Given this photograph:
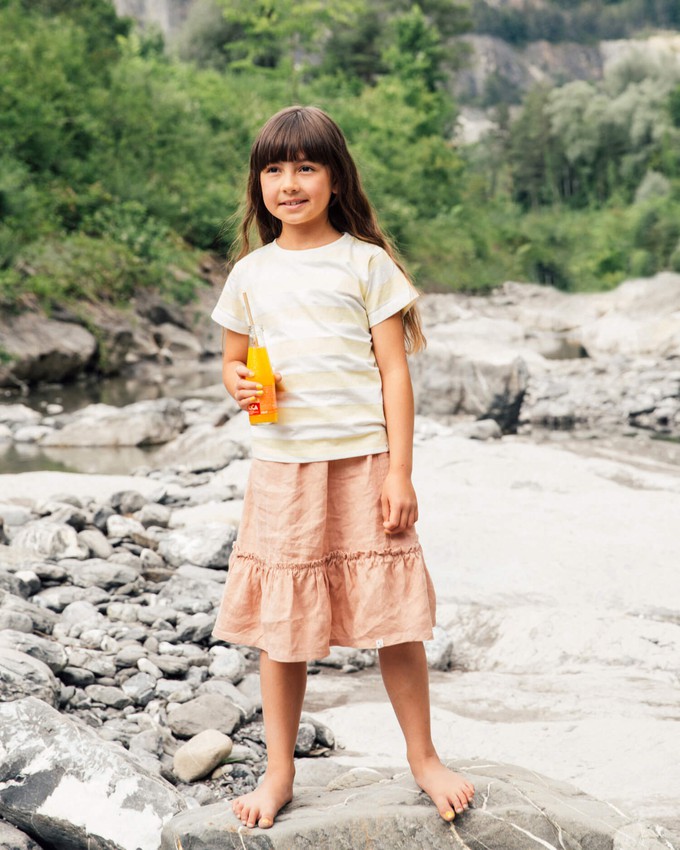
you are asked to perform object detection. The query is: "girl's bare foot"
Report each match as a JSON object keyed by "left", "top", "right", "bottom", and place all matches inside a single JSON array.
[
  {"left": 231, "top": 767, "right": 295, "bottom": 829},
  {"left": 410, "top": 755, "right": 475, "bottom": 822}
]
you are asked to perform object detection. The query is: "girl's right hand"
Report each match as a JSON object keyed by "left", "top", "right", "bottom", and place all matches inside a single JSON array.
[{"left": 233, "top": 363, "right": 282, "bottom": 412}]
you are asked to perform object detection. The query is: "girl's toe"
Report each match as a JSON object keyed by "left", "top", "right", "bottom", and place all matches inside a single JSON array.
[
  {"left": 258, "top": 815, "right": 274, "bottom": 829},
  {"left": 434, "top": 795, "right": 455, "bottom": 822}
]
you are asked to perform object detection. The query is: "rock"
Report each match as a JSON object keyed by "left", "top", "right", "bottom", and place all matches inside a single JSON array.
[
  {"left": 167, "top": 694, "right": 243, "bottom": 739},
  {"left": 110, "top": 489, "right": 148, "bottom": 514},
  {"left": 424, "top": 625, "right": 454, "bottom": 671},
  {"left": 0, "top": 315, "right": 96, "bottom": 388},
  {"left": 0, "top": 502, "right": 34, "bottom": 525},
  {"left": 197, "top": 680, "right": 253, "bottom": 720},
  {"left": 106, "top": 514, "right": 146, "bottom": 539},
  {"left": 175, "top": 612, "right": 215, "bottom": 643},
  {"left": 155, "top": 679, "right": 194, "bottom": 703},
  {"left": 0, "top": 589, "right": 59, "bottom": 633},
  {"left": 0, "top": 821, "right": 44, "bottom": 850},
  {"left": 121, "top": 672, "right": 157, "bottom": 706},
  {"left": 154, "top": 323, "right": 204, "bottom": 360},
  {"left": 149, "top": 653, "right": 190, "bottom": 677},
  {"left": 409, "top": 333, "right": 529, "bottom": 433},
  {"left": 157, "top": 523, "right": 237, "bottom": 568},
  {"left": 300, "top": 713, "right": 335, "bottom": 749},
  {"left": 0, "top": 404, "right": 42, "bottom": 426},
  {"left": 0, "top": 608, "right": 33, "bottom": 631},
  {"left": 154, "top": 423, "right": 245, "bottom": 473},
  {"left": 0, "top": 630, "right": 67, "bottom": 673},
  {"left": 160, "top": 759, "right": 669, "bottom": 850},
  {"left": 294, "top": 722, "right": 316, "bottom": 756},
  {"left": 85, "top": 684, "right": 134, "bottom": 709},
  {"left": 134, "top": 502, "right": 171, "bottom": 528},
  {"left": 314, "top": 647, "right": 376, "bottom": 670},
  {"left": 0, "top": 647, "right": 60, "bottom": 706},
  {"left": 62, "top": 558, "right": 140, "bottom": 589},
  {"left": 12, "top": 425, "right": 53, "bottom": 443},
  {"left": 42, "top": 399, "right": 185, "bottom": 447},
  {"left": 10, "top": 520, "right": 88, "bottom": 560},
  {"left": 0, "top": 696, "right": 186, "bottom": 850},
  {"left": 173, "top": 729, "right": 233, "bottom": 782},
  {"left": 77, "top": 527, "right": 114, "bottom": 559},
  {"left": 207, "top": 647, "right": 246, "bottom": 683}
]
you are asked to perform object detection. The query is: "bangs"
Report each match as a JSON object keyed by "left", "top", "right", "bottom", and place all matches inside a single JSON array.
[{"left": 251, "top": 108, "right": 339, "bottom": 172}]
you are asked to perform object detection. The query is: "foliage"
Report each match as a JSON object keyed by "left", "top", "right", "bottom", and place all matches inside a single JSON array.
[{"left": 2, "top": 0, "right": 680, "bottom": 315}]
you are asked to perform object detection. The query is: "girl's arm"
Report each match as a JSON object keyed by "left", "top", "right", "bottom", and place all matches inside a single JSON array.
[{"left": 371, "top": 313, "right": 418, "bottom": 535}]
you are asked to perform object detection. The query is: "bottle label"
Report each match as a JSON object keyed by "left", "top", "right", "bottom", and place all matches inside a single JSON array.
[{"left": 248, "top": 385, "right": 276, "bottom": 417}]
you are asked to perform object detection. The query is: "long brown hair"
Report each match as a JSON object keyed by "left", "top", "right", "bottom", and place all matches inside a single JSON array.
[{"left": 232, "top": 105, "right": 426, "bottom": 353}]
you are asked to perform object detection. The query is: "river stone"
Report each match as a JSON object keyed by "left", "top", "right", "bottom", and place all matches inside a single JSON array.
[
  {"left": 0, "top": 589, "right": 59, "bottom": 633},
  {"left": 157, "top": 523, "right": 237, "bottom": 568},
  {"left": 0, "top": 696, "right": 186, "bottom": 850},
  {"left": 85, "top": 684, "right": 133, "bottom": 709},
  {"left": 107, "top": 514, "right": 146, "bottom": 539},
  {"left": 0, "top": 503, "right": 34, "bottom": 525},
  {"left": 173, "top": 729, "right": 233, "bottom": 782},
  {"left": 78, "top": 527, "right": 114, "bottom": 559},
  {"left": 0, "top": 404, "right": 42, "bottom": 426},
  {"left": 327, "top": 767, "right": 386, "bottom": 791},
  {"left": 0, "top": 647, "right": 60, "bottom": 706},
  {"left": 121, "top": 672, "right": 157, "bottom": 706},
  {"left": 294, "top": 722, "right": 316, "bottom": 756},
  {"left": 161, "top": 759, "right": 669, "bottom": 850},
  {"left": 110, "top": 489, "right": 148, "bottom": 514},
  {"left": 10, "top": 520, "right": 87, "bottom": 560},
  {"left": 62, "top": 558, "right": 140, "bottom": 590},
  {"left": 167, "top": 694, "right": 242, "bottom": 739},
  {"left": 0, "top": 608, "right": 33, "bottom": 631},
  {"left": 154, "top": 423, "right": 245, "bottom": 473},
  {"left": 42, "top": 398, "right": 185, "bottom": 447},
  {"left": 175, "top": 612, "right": 214, "bottom": 643},
  {"left": 0, "top": 630, "right": 67, "bottom": 673},
  {"left": 0, "top": 821, "right": 44, "bottom": 850},
  {"left": 208, "top": 647, "right": 246, "bottom": 683},
  {"left": 134, "top": 502, "right": 171, "bottom": 528}
]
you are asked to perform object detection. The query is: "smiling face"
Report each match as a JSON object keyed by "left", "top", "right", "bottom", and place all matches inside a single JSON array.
[{"left": 259, "top": 158, "right": 336, "bottom": 236}]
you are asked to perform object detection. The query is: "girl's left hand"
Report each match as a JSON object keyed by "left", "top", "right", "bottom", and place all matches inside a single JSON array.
[{"left": 381, "top": 471, "right": 418, "bottom": 535}]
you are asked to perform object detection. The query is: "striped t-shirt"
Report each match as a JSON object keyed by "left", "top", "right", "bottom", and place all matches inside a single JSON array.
[{"left": 211, "top": 232, "right": 419, "bottom": 463}]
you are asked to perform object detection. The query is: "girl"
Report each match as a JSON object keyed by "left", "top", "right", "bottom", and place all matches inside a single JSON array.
[{"left": 211, "top": 105, "right": 474, "bottom": 830}]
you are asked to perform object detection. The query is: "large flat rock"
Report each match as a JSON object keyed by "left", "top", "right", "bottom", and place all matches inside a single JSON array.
[{"left": 161, "top": 760, "right": 667, "bottom": 850}]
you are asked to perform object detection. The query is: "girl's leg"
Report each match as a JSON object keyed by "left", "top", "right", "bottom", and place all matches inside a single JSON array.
[
  {"left": 378, "top": 641, "right": 475, "bottom": 821},
  {"left": 231, "top": 650, "right": 307, "bottom": 829}
]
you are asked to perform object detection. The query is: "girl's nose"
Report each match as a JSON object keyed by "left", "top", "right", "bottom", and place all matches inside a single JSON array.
[{"left": 283, "top": 168, "right": 299, "bottom": 191}]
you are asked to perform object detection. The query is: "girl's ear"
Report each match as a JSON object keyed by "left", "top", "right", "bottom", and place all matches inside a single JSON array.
[{"left": 329, "top": 191, "right": 339, "bottom": 207}]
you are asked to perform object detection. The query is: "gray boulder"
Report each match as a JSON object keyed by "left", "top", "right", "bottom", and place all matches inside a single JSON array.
[
  {"left": 0, "top": 589, "right": 59, "bottom": 634},
  {"left": 0, "top": 647, "right": 60, "bottom": 706},
  {"left": 173, "top": 729, "right": 233, "bottom": 782},
  {"left": 409, "top": 332, "right": 529, "bottom": 432},
  {"left": 167, "top": 694, "right": 242, "bottom": 739},
  {"left": 161, "top": 759, "right": 670, "bottom": 850},
  {"left": 10, "top": 520, "right": 88, "bottom": 560},
  {"left": 0, "top": 630, "right": 67, "bottom": 673},
  {"left": 0, "top": 315, "right": 96, "bottom": 387},
  {"left": 0, "top": 696, "right": 186, "bottom": 850},
  {"left": 62, "top": 558, "right": 140, "bottom": 590},
  {"left": 42, "top": 398, "right": 184, "bottom": 447},
  {"left": 154, "top": 423, "right": 245, "bottom": 473},
  {"left": 158, "top": 523, "right": 237, "bottom": 568}
]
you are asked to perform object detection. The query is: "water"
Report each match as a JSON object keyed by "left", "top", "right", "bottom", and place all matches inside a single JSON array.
[{"left": 0, "top": 362, "right": 223, "bottom": 476}]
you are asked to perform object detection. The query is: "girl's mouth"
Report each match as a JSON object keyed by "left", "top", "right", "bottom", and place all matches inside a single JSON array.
[{"left": 281, "top": 200, "right": 307, "bottom": 206}]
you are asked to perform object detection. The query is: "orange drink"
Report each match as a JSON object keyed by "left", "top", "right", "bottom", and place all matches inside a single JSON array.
[{"left": 246, "top": 325, "right": 278, "bottom": 425}]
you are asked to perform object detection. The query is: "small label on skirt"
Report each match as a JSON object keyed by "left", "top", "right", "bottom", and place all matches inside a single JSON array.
[{"left": 375, "top": 639, "right": 384, "bottom": 648}]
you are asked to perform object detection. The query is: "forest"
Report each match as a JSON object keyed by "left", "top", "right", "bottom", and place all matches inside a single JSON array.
[{"left": 1, "top": 0, "right": 680, "bottom": 315}]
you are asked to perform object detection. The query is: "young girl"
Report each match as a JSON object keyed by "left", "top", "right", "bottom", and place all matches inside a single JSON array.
[{"left": 211, "top": 105, "right": 474, "bottom": 830}]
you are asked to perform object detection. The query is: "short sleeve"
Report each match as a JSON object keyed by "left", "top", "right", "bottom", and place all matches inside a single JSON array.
[
  {"left": 363, "top": 250, "right": 419, "bottom": 328},
  {"left": 210, "top": 263, "right": 249, "bottom": 334}
]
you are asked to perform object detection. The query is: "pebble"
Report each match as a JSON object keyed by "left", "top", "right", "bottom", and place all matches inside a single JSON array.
[{"left": 173, "top": 729, "right": 233, "bottom": 782}]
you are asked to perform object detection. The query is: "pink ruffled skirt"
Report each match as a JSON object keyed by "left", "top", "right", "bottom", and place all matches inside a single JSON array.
[{"left": 212, "top": 452, "right": 436, "bottom": 662}]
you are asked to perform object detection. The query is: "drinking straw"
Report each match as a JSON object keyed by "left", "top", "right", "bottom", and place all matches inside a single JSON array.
[{"left": 242, "top": 292, "right": 259, "bottom": 346}]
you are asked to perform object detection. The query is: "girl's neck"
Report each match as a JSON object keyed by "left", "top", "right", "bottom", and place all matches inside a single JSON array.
[{"left": 275, "top": 221, "right": 342, "bottom": 251}]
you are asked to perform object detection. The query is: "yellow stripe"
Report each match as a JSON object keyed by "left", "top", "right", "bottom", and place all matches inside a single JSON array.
[
  {"left": 276, "top": 403, "right": 384, "bottom": 426},
  {"left": 272, "top": 336, "right": 372, "bottom": 359},
  {"left": 283, "top": 370, "right": 380, "bottom": 391}
]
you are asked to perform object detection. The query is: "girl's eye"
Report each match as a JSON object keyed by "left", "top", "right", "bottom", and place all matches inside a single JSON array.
[
  {"left": 263, "top": 165, "right": 279, "bottom": 174},
  {"left": 299, "top": 165, "right": 314, "bottom": 172}
]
